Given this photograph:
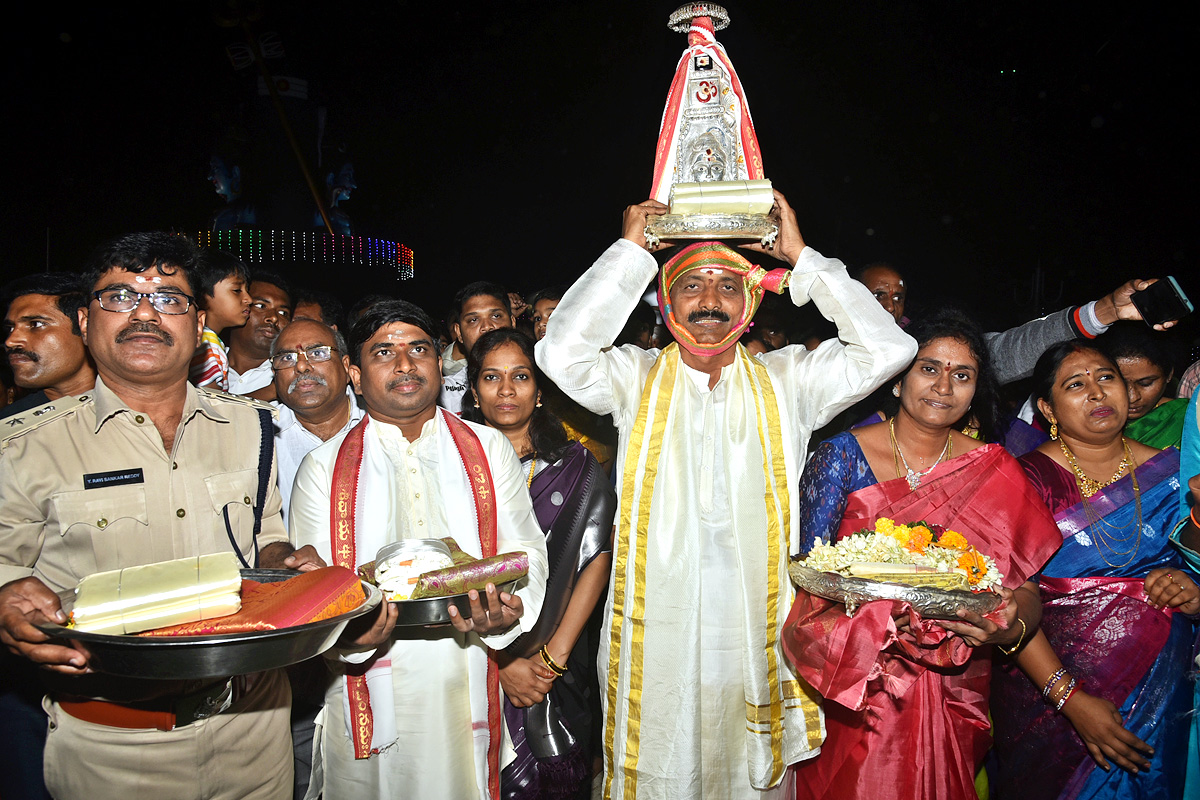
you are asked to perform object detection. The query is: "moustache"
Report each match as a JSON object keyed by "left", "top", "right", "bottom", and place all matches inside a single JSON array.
[
  {"left": 687, "top": 309, "right": 731, "bottom": 323},
  {"left": 116, "top": 322, "right": 174, "bottom": 346},
  {"left": 287, "top": 373, "right": 328, "bottom": 394},
  {"left": 6, "top": 347, "right": 38, "bottom": 362},
  {"left": 386, "top": 375, "right": 426, "bottom": 391}
]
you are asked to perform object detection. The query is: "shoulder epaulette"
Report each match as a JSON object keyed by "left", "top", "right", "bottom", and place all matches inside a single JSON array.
[
  {"left": 0, "top": 393, "right": 92, "bottom": 451},
  {"left": 197, "top": 386, "right": 279, "bottom": 417}
]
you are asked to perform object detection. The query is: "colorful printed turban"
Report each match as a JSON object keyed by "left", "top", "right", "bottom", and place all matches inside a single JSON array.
[{"left": 657, "top": 241, "right": 791, "bottom": 357}]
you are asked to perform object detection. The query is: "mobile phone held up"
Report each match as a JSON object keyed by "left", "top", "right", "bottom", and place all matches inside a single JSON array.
[{"left": 1129, "top": 277, "right": 1193, "bottom": 327}]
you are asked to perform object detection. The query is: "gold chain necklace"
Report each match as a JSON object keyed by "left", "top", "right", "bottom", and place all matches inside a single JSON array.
[
  {"left": 1060, "top": 437, "right": 1142, "bottom": 569},
  {"left": 889, "top": 417, "right": 952, "bottom": 491},
  {"left": 1058, "top": 436, "right": 1130, "bottom": 498},
  {"left": 526, "top": 456, "right": 537, "bottom": 488}
]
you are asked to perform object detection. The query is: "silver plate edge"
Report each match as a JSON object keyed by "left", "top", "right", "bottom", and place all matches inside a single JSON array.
[
  {"left": 644, "top": 213, "right": 779, "bottom": 247},
  {"left": 788, "top": 562, "right": 1001, "bottom": 620}
]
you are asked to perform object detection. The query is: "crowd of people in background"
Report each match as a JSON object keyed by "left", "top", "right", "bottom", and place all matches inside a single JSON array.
[{"left": 1, "top": 198, "right": 1198, "bottom": 800}]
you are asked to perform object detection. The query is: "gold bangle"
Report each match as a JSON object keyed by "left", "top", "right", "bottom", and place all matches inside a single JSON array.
[
  {"left": 539, "top": 645, "right": 567, "bottom": 676},
  {"left": 997, "top": 617, "right": 1027, "bottom": 656}
]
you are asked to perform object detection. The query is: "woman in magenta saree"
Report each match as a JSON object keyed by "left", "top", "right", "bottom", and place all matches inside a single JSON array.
[
  {"left": 784, "top": 311, "right": 1062, "bottom": 799},
  {"left": 990, "top": 342, "right": 1200, "bottom": 800}
]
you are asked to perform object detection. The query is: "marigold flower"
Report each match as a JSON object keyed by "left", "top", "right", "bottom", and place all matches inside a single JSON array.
[
  {"left": 957, "top": 547, "right": 987, "bottom": 586},
  {"left": 897, "top": 525, "right": 929, "bottom": 554},
  {"left": 937, "top": 530, "right": 970, "bottom": 551}
]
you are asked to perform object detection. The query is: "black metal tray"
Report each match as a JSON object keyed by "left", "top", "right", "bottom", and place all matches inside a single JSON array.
[
  {"left": 392, "top": 580, "right": 519, "bottom": 626},
  {"left": 36, "top": 569, "right": 381, "bottom": 679}
]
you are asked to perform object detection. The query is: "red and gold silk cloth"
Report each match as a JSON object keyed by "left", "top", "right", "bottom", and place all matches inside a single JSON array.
[
  {"left": 650, "top": 11, "right": 765, "bottom": 203},
  {"left": 329, "top": 411, "right": 504, "bottom": 800},
  {"left": 142, "top": 566, "right": 365, "bottom": 636},
  {"left": 658, "top": 241, "right": 791, "bottom": 356},
  {"left": 783, "top": 443, "right": 1061, "bottom": 800}
]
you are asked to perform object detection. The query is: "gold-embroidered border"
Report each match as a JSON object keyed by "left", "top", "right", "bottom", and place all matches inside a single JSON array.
[
  {"left": 605, "top": 347, "right": 676, "bottom": 800},
  {"left": 743, "top": 349, "right": 787, "bottom": 782},
  {"left": 330, "top": 419, "right": 374, "bottom": 759}
]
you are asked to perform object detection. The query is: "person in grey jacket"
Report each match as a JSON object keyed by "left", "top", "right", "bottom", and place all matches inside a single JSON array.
[{"left": 853, "top": 263, "right": 1174, "bottom": 384}]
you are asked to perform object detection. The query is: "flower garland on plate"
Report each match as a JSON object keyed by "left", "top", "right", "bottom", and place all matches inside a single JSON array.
[{"left": 802, "top": 517, "right": 1003, "bottom": 593}]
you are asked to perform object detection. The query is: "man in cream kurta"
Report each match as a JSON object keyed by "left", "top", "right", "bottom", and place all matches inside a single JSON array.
[
  {"left": 288, "top": 299, "right": 548, "bottom": 800},
  {"left": 536, "top": 195, "right": 917, "bottom": 799}
]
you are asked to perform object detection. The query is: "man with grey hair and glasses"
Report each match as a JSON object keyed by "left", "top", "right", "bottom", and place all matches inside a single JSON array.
[{"left": 269, "top": 318, "right": 364, "bottom": 528}]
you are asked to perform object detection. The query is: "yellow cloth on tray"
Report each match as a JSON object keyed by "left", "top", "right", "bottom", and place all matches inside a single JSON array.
[{"left": 70, "top": 552, "right": 243, "bottom": 635}]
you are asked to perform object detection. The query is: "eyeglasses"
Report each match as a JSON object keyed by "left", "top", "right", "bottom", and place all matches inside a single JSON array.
[
  {"left": 92, "top": 289, "right": 194, "bottom": 315},
  {"left": 270, "top": 345, "right": 338, "bottom": 370}
]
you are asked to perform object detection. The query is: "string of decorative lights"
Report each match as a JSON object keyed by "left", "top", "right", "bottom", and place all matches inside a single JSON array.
[{"left": 196, "top": 230, "right": 414, "bottom": 279}]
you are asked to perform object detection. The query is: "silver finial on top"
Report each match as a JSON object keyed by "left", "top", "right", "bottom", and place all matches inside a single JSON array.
[{"left": 668, "top": 3, "right": 730, "bottom": 33}]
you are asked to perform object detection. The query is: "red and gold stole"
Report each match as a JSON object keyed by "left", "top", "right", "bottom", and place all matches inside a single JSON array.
[{"left": 329, "top": 410, "right": 502, "bottom": 797}]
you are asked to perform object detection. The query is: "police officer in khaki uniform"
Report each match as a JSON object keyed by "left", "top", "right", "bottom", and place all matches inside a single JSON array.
[{"left": 0, "top": 232, "right": 323, "bottom": 800}]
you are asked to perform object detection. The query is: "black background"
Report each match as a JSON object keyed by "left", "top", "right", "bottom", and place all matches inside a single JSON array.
[{"left": 5, "top": 1, "right": 1196, "bottom": 342}]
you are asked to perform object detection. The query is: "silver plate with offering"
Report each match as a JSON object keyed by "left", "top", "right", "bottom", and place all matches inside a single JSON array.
[
  {"left": 644, "top": 212, "right": 779, "bottom": 249},
  {"left": 392, "top": 580, "right": 520, "bottom": 627},
  {"left": 788, "top": 562, "right": 1002, "bottom": 621},
  {"left": 36, "top": 569, "right": 381, "bottom": 680}
]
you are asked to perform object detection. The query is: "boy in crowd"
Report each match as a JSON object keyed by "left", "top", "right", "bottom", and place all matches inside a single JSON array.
[{"left": 189, "top": 249, "right": 252, "bottom": 390}]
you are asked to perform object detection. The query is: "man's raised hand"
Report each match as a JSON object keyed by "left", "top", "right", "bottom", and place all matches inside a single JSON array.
[
  {"left": 740, "top": 189, "right": 806, "bottom": 265},
  {"left": 621, "top": 200, "right": 672, "bottom": 252}
]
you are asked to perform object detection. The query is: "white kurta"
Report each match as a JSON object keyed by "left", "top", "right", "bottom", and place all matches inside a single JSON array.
[
  {"left": 536, "top": 239, "right": 916, "bottom": 799},
  {"left": 290, "top": 412, "right": 549, "bottom": 800}
]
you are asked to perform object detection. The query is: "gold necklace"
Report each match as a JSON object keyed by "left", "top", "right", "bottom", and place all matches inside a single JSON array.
[
  {"left": 1076, "top": 444, "right": 1142, "bottom": 570},
  {"left": 526, "top": 456, "right": 537, "bottom": 488},
  {"left": 889, "top": 417, "right": 952, "bottom": 491},
  {"left": 1058, "top": 436, "right": 1130, "bottom": 498}
]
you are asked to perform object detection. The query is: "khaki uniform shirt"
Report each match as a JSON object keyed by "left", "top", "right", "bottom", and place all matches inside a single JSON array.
[{"left": 0, "top": 377, "right": 287, "bottom": 594}]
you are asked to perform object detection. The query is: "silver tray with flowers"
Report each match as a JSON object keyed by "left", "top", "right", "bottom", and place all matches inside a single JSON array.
[{"left": 789, "top": 518, "right": 1003, "bottom": 620}]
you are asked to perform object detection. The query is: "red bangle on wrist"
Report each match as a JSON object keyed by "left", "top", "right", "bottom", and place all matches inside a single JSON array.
[{"left": 1190, "top": 506, "right": 1200, "bottom": 528}]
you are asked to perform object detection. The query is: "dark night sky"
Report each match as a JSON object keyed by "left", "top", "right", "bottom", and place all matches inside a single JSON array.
[{"left": 5, "top": 1, "right": 1197, "bottom": 339}]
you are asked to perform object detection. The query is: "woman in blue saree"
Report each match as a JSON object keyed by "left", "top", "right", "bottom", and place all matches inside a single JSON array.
[{"left": 991, "top": 342, "right": 1199, "bottom": 800}]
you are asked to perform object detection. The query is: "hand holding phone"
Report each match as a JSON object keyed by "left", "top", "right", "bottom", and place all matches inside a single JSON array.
[{"left": 1129, "top": 277, "right": 1193, "bottom": 327}]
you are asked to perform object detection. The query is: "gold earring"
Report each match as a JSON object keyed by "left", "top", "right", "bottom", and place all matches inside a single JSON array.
[{"left": 1049, "top": 422, "right": 1057, "bottom": 440}]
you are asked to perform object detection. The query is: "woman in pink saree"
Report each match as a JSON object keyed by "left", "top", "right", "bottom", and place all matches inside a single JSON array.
[{"left": 784, "top": 310, "right": 1062, "bottom": 799}]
